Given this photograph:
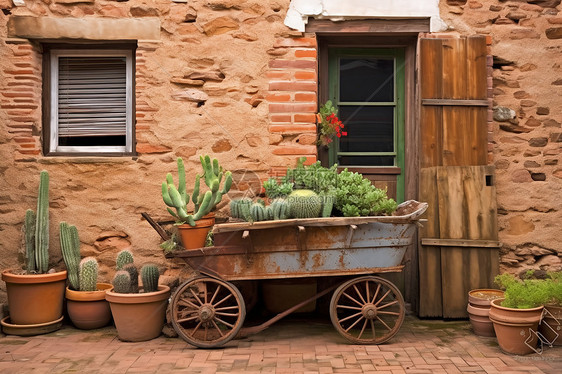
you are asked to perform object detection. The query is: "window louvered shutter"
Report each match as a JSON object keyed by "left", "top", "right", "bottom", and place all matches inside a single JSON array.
[{"left": 57, "top": 56, "right": 127, "bottom": 138}]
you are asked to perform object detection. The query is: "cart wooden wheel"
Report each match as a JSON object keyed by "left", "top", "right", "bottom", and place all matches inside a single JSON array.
[
  {"left": 171, "top": 277, "right": 246, "bottom": 348},
  {"left": 330, "top": 276, "right": 405, "bottom": 344}
]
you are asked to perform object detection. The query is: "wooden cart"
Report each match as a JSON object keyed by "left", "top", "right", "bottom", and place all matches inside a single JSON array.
[{"left": 144, "top": 200, "right": 427, "bottom": 348}]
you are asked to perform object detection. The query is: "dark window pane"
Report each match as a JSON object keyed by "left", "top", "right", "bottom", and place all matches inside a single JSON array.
[
  {"left": 338, "top": 155, "right": 395, "bottom": 167},
  {"left": 59, "top": 135, "right": 126, "bottom": 147},
  {"left": 340, "top": 58, "right": 394, "bottom": 102},
  {"left": 338, "top": 106, "right": 395, "bottom": 153}
]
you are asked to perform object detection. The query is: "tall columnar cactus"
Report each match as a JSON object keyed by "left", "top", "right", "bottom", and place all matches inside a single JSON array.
[
  {"left": 60, "top": 222, "right": 81, "bottom": 290},
  {"left": 141, "top": 264, "right": 160, "bottom": 293},
  {"left": 24, "top": 209, "right": 36, "bottom": 272},
  {"left": 123, "top": 263, "right": 139, "bottom": 293},
  {"left": 112, "top": 271, "right": 132, "bottom": 293},
  {"left": 162, "top": 156, "right": 233, "bottom": 227},
  {"left": 34, "top": 170, "right": 50, "bottom": 273},
  {"left": 116, "top": 249, "right": 134, "bottom": 270},
  {"left": 79, "top": 257, "right": 98, "bottom": 292}
]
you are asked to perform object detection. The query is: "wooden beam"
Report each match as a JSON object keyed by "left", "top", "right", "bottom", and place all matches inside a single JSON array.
[
  {"left": 306, "top": 18, "right": 430, "bottom": 34},
  {"left": 422, "top": 99, "right": 489, "bottom": 107},
  {"left": 421, "top": 238, "right": 501, "bottom": 248}
]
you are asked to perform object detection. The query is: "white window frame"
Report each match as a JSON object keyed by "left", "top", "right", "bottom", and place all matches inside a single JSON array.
[{"left": 49, "top": 49, "right": 134, "bottom": 154}]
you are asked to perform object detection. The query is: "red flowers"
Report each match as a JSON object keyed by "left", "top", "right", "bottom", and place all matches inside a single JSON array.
[{"left": 317, "top": 101, "right": 348, "bottom": 146}]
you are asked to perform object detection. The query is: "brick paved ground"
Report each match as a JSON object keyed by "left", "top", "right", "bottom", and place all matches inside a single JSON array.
[{"left": 0, "top": 314, "right": 560, "bottom": 373}]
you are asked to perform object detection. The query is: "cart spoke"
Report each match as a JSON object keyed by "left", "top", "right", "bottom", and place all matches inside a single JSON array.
[
  {"left": 344, "top": 315, "right": 364, "bottom": 332},
  {"left": 336, "top": 304, "right": 362, "bottom": 311},
  {"left": 376, "top": 316, "right": 392, "bottom": 331},
  {"left": 178, "top": 297, "right": 200, "bottom": 310},
  {"left": 190, "top": 321, "right": 202, "bottom": 337},
  {"left": 343, "top": 292, "right": 364, "bottom": 307},
  {"left": 213, "top": 293, "right": 233, "bottom": 308},
  {"left": 211, "top": 320, "right": 225, "bottom": 337},
  {"left": 366, "top": 281, "right": 370, "bottom": 304},
  {"left": 215, "top": 311, "right": 240, "bottom": 318},
  {"left": 338, "top": 311, "right": 363, "bottom": 324},
  {"left": 353, "top": 284, "right": 367, "bottom": 304},
  {"left": 357, "top": 319, "right": 368, "bottom": 340},
  {"left": 215, "top": 305, "right": 240, "bottom": 311},
  {"left": 374, "top": 289, "right": 392, "bottom": 307},
  {"left": 209, "top": 284, "right": 221, "bottom": 305},
  {"left": 378, "top": 311, "right": 400, "bottom": 316},
  {"left": 214, "top": 317, "right": 235, "bottom": 329},
  {"left": 370, "top": 319, "right": 376, "bottom": 337},
  {"left": 189, "top": 288, "right": 204, "bottom": 306},
  {"left": 176, "top": 315, "right": 199, "bottom": 324},
  {"left": 378, "top": 300, "right": 398, "bottom": 310},
  {"left": 370, "top": 283, "right": 381, "bottom": 304}
]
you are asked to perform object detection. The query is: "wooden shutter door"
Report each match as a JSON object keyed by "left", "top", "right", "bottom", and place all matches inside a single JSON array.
[{"left": 417, "top": 36, "right": 500, "bottom": 318}]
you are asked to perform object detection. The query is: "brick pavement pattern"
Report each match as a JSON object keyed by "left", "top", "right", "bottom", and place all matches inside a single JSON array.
[{"left": 0, "top": 315, "right": 560, "bottom": 373}]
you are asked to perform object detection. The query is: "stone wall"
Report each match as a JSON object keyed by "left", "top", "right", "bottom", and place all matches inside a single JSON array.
[
  {"left": 0, "top": 0, "right": 560, "bottom": 307},
  {"left": 440, "top": 0, "right": 562, "bottom": 276}
]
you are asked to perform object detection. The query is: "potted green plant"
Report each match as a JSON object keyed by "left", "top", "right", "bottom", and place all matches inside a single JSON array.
[
  {"left": 60, "top": 222, "right": 112, "bottom": 330},
  {"left": 1, "top": 170, "right": 67, "bottom": 335},
  {"left": 162, "top": 155, "right": 232, "bottom": 249},
  {"left": 489, "top": 273, "right": 548, "bottom": 355},
  {"left": 538, "top": 272, "right": 562, "bottom": 346},
  {"left": 105, "top": 250, "right": 170, "bottom": 342}
]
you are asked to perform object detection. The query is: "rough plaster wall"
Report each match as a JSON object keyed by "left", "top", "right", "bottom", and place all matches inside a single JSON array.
[
  {"left": 0, "top": 0, "right": 292, "bottom": 306},
  {"left": 439, "top": 0, "right": 562, "bottom": 275}
]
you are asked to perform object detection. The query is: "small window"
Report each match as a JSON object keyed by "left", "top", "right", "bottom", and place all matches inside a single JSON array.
[{"left": 44, "top": 47, "right": 135, "bottom": 155}]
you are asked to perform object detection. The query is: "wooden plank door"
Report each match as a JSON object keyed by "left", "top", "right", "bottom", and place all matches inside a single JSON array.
[{"left": 417, "top": 36, "right": 500, "bottom": 318}]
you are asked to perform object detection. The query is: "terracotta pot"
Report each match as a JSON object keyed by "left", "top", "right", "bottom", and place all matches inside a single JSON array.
[
  {"left": 1, "top": 269, "right": 67, "bottom": 325},
  {"left": 65, "top": 283, "right": 113, "bottom": 330},
  {"left": 105, "top": 285, "right": 171, "bottom": 342},
  {"left": 467, "top": 289, "right": 504, "bottom": 337},
  {"left": 539, "top": 304, "right": 562, "bottom": 346},
  {"left": 489, "top": 298, "right": 544, "bottom": 355},
  {"left": 177, "top": 213, "right": 215, "bottom": 250},
  {"left": 1, "top": 315, "right": 64, "bottom": 336}
]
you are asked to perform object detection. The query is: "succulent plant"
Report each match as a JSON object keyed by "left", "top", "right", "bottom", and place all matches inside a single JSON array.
[
  {"left": 162, "top": 156, "right": 232, "bottom": 226},
  {"left": 287, "top": 189, "right": 322, "bottom": 218},
  {"left": 116, "top": 249, "right": 134, "bottom": 270},
  {"left": 230, "top": 198, "right": 252, "bottom": 221},
  {"left": 250, "top": 202, "right": 267, "bottom": 222},
  {"left": 270, "top": 198, "right": 289, "bottom": 220},
  {"left": 79, "top": 257, "right": 98, "bottom": 292},
  {"left": 24, "top": 209, "right": 36, "bottom": 272},
  {"left": 141, "top": 264, "right": 160, "bottom": 293},
  {"left": 122, "top": 263, "right": 139, "bottom": 293},
  {"left": 112, "top": 270, "right": 132, "bottom": 293},
  {"left": 23, "top": 171, "right": 51, "bottom": 274},
  {"left": 60, "top": 222, "right": 81, "bottom": 290}
]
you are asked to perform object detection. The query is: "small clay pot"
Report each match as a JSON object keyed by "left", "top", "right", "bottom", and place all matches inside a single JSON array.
[
  {"left": 65, "top": 283, "right": 113, "bottom": 330},
  {"left": 177, "top": 213, "right": 215, "bottom": 250},
  {"left": 467, "top": 289, "right": 504, "bottom": 337},
  {"left": 539, "top": 304, "right": 562, "bottom": 346}
]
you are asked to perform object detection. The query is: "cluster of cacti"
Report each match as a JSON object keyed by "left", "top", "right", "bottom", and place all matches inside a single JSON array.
[
  {"left": 287, "top": 189, "right": 323, "bottom": 218},
  {"left": 249, "top": 202, "right": 272, "bottom": 222},
  {"left": 230, "top": 198, "right": 252, "bottom": 221},
  {"left": 23, "top": 170, "right": 50, "bottom": 274},
  {"left": 162, "top": 155, "right": 232, "bottom": 227},
  {"left": 270, "top": 199, "right": 289, "bottom": 220},
  {"left": 60, "top": 222, "right": 81, "bottom": 290},
  {"left": 112, "top": 250, "right": 160, "bottom": 294},
  {"left": 79, "top": 257, "right": 98, "bottom": 292}
]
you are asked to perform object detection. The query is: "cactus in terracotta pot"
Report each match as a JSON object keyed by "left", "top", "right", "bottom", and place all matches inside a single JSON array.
[
  {"left": 141, "top": 264, "right": 160, "bottom": 293},
  {"left": 112, "top": 271, "right": 132, "bottom": 293},
  {"left": 116, "top": 249, "right": 134, "bottom": 270},
  {"left": 60, "top": 222, "right": 81, "bottom": 290},
  {"left": 78, "top": 257, "right": 99, "bottom": 292}
]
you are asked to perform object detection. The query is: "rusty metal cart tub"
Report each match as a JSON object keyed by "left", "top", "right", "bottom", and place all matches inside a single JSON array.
[{"left": 143, "top": 200, "right": 427, "bottom": 348}]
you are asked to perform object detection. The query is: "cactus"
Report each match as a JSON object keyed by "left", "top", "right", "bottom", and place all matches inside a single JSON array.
[
  {"left": 270, "top": 199, "right": 289, "bottom": 220},
  {"left": 321, "top": 195, "right": 334, "bottom": 218},
  {"left": 79, "top": 257, "right": 98, "bottom": 292},
  {"left": 123, "top": 264, "right": 139, "bottom": 293},
  {"left": 230, "top": 198, "right": 252, "bottom": 220},
  {"left": 24, "top": 209, "right": 36, "bottom": 272},
  {"left": 116, "top": 249, "right": 134, "bottom": 270},
  {"left": 112, "top": 270, "right": 132, "bottom": 293},
  {"left": 34, "top": 170, "right": 50, "bottom": 273},
  {"left": 265, "top": 206, "right": 274, "bottom": 220},
  {"left": 287, "top": 189, "right": 322, "bottom": 218},
  {"left": 60, "top": 222, "right": 81, "bottom": 290},
  {"left": 250, "top": 203, "right": 267, "bottom": 222},
  {"left": 141, "top": 264, "right": 160, "bottom": 293},
  {"left": 162, "top": 156, "right": 232, "bottom": 227}
]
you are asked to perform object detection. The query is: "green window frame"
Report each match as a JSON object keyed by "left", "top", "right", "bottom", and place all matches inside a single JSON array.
[{"left": 327, "top": 48, "right": 406, "bottom": 202}]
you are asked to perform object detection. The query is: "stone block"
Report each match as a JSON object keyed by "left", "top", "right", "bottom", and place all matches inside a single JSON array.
[
  {"left": 202, "top": 16, "right": 239, "bottom": 36},
  {"left": 546, "top": 27, "right": 562, "bottom": 39}
]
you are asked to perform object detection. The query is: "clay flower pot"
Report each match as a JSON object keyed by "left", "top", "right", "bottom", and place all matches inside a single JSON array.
[
  {"left": 1, "top": 269, "right": 67, "bottom": 326},
  {"left": 467, "top": 289, "right": 504, "bottom": 337},
  {"left": 489, "top": 298, "right": 544, "bottom": 355},
  {"left": 539, "top": 304, "right": 562, "bottom": 346},
  {"left": 105, "top": 285, "right": 171, "bottom": 342},
  {"left": 65, "top": 283, "right": 113, "bottom": 330},
  {"left": 177, "top": 213, "right": 215, "bottom": 250}
]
